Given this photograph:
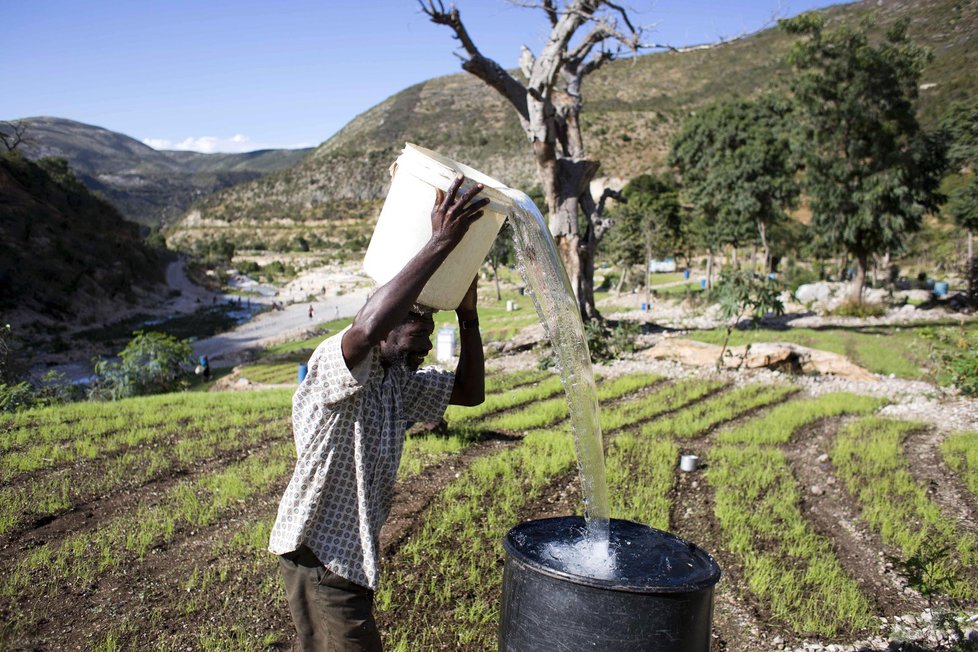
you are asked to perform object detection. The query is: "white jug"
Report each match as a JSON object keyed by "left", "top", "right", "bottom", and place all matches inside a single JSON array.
[{"left": 363, "top": 143, "right": 512, "bottom": 310}]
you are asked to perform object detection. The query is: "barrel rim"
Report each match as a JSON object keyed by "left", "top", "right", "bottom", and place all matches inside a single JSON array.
[{"left": 502, "top": 516, "right": 722, "bottom": 594}]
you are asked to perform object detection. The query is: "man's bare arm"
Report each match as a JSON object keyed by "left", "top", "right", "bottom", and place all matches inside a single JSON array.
[
  {"left": 450, "top": 278, "right": 484, "bottom": 406},
  {"left": 341, "top": 174, "right": 489, "bottom": 369}
]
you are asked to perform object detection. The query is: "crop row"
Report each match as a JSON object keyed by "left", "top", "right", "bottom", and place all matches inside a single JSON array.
[
  {"left": 941, "top": 431, "right": 978, "bottom": 497},
  {"left": 0, "top": 390, "right": 290, "bottom": 479},
  {"left": 376, "top": 378, "right": 782, "bottom": 648},
  {"left": 704, "top": 387, "right": 883, "bottom": 636},
  {"left": 832, "top": 418, "right": 978, "bottom": 600}
]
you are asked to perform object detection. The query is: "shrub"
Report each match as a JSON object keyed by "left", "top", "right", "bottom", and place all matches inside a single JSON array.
[
  {"left": 89, "top": 331, "right": 193, "bottom": 400},
  {"left": 827, "top": 301, "right": 887, "bottom": 318},
  {"left": 713, "top": 270, "right": 784, "bottom": 370},
  {"left": 0, "top": 382, "right": 36, "bottom": 413},
  {"left": 924, "top": 326, "right": 978, "bottom": 396}
]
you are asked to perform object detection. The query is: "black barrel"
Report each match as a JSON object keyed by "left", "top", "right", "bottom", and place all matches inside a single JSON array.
[{"left": 499, "top": 516, "right": 720, "bottom": 651}]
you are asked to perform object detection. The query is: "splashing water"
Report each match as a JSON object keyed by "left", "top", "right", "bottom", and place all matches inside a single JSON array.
[{"left": 504, "top": 190, "right": 610, "bottom": 549}]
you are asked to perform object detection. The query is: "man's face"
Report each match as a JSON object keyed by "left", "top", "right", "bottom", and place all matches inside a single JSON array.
[{"left": 379, "top": 312, "right": 435, "bottom": 370}]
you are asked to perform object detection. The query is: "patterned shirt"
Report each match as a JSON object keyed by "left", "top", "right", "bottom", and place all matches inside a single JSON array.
[{"left": 268, "top": 328, "right": 455, "bottom": 589}]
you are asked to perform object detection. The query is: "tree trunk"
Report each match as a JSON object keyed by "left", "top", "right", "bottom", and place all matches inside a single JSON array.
[
  {"left": 615, "top": 264, "right": 628, "bottom": 295},
  {"left": 731, "top": 245, "right": 738, "bottom": 270},
  {"left": 851, "top": 252, "right": 869, "bottom": 303},
  {"left": 706, "top": 249, "right": 715, "bottom": 290},
  {"left": 969, "top": 229, "right": 974, "bottom": 265},
  {"left": 645, "top": 244, "right": 653, "bottom": 306},
  {"left": 757, "top": 220, "right": 770, "bottom": 274}
]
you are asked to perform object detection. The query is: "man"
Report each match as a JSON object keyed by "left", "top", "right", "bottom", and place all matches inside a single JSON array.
[{"left": 268, "top": 175, "right": 489, "bottom": 651}]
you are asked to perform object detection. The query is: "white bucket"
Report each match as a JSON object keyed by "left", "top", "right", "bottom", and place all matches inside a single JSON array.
[
  {"left": 363, "top": 143, "right": 511, "bottom": 310},
  {"left": 680, "top": 454, "right": 699, "bottom": 473},
  {"left": 435, "top": 326, "right": 456, "bottom": 362}
]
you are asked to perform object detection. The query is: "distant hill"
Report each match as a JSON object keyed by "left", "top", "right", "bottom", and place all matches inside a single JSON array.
[
  {"left": 7, "top": 117, "right": 311, "bottom": 227},
  {"left": 166, "top": 0, "right": 977, "bottom": 252},
  {"left": 0, "top": 151, "right": 168, "bottom": 340}
]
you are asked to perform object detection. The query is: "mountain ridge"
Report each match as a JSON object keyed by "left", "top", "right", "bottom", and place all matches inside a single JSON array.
[
  {"left": 6, "top": 116, "right": 312, "bottom": 227},
  {"left": 165, "top": 0, "right": 977, "bottom": 252}
]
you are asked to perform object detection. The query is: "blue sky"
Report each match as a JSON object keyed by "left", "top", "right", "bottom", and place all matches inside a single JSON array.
[{"left": 4, "top": 0, "right": 843, "bottom": 153}]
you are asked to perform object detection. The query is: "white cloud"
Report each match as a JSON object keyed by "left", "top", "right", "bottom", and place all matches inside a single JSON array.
[{"left": 141, "top": 134, "right": 267, "bottom": 153}]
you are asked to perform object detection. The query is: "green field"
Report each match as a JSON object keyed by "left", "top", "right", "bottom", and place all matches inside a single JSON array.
[{"left": 2, "top": 368, "right": 976, "bottom": 650}]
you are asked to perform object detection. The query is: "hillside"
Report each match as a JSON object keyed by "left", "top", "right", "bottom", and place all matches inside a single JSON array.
[
  {"left": 7, "top": 117, "right": 311, "bottom": 227},
  {"left": 166, "top": 0, "right": 978, "bottom": 251},
  {"left": 0, "top": 151, "right": 168, "bottom": 344}
]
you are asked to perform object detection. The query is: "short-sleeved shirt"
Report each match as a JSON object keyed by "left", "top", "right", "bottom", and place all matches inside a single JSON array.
[{"left": 268, "top": 328, "right": 455, "bottom": 589}]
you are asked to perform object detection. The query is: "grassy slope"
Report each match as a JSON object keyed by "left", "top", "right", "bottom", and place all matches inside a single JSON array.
[{"left": 169, "top": 0, "right": 978, "bottom": 244}]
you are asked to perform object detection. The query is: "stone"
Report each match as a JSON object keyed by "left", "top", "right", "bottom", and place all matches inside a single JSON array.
[
  {"left": 795, "top": 282, "right": 832, "bottom": 304},
  {"left": 817, "top": 453, "right": 829, "bottom": 463},
  {"left": 810, "top": 485, "right": 824, "bottom": 496},
  {"left": 645, "top": 338, "right": 877, "bottom": 381}
]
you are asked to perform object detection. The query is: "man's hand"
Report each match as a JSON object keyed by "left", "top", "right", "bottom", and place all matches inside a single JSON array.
[{"left": 431, "top": 174, "right": 490, "bottom": 250}]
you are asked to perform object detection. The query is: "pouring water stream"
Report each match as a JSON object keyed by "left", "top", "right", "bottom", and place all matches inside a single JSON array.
[{"left": 504, "top": 190, "right": 611, "bottom": 559}]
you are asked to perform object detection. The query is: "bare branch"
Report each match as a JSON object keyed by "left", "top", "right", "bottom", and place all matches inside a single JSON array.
[
  {"left": 0, "top": 120, "right": 29, "bottom": 153},
  {"left": 601, "top": 0, "right": 636, "bottom": 34},
  {"left": 543, "top": 0, "right": 559, "bottom": 26},
  {"left": 596, "top": 188, "right": 624, "bottom": 217},
  {"left": 420, "top": 0, "right": 529, "bottom": 119}
]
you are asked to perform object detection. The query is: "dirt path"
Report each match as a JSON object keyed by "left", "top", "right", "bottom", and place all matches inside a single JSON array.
[{"left": 191, "top": 288, "right": 369, "bottom": 367}]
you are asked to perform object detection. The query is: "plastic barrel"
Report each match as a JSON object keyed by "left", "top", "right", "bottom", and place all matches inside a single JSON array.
[
  {"left": 683, "top": 269, "right": 690, "bottom": 280},
  {"left": 499, "top": 516, "right": 720, "bottom": 651},
  {"left": 700, "top": 278, "right": 707, "bottom": 289},
  {"left": 934, "top": 281, "right": 948, "bottom": 297},
  {"left": 297, "top": 363, "right": 308, "bottom": 384}
]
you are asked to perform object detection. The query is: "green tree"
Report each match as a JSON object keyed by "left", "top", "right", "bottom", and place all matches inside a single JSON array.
[
  {"left": 89, "top": 331, "right": 193, "bottom": 400},
  {"left": 948, "top": 175, "right": 978, "bottom": 300},
  {"left": 669, "top": 96, "right": 798, "bottom": 284},
  {"left": 941, "top": 98, "right": 978, "bottom": 173},
  {"left": 782, "top": 14, "right": 947, "bottom": 303},
  {"left": 605, "top": 174, "right": 684, "bottom": 300},
  {"left": 941, "top": 99, "right": 978, "bottom": 275}
]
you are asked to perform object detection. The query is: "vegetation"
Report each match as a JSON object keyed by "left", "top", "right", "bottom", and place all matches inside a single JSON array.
[
  {"left": 670, "top": 96, "right": 798, "bottom": 274},
  {"left": 711, "top": 270, "right": 785, "bottom": 370},
  {"left": 710, "top": 443, "right": 876, "bottom": 635},
  {"left": 922, "top": 325, "right": 978, "bottom": 395},
  {"left": 3, "top": 366, "right": 977, "bottom": 649},
  {"left": 832, "top": 417, "right": 978, "bottom": 599},
  {"left": 782, "top": 14, "right": 947, "bottom": 303},
  {"left": 941, "top": 431, "right": 978, "bottom": 498},
  {"left": 89, "top": 331, "right": 194, "bottom": 400}
]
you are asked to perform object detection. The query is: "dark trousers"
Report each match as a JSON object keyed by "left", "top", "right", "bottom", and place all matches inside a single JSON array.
[{"left": 279, "top": 546, "right": 382, "bottom": 652}]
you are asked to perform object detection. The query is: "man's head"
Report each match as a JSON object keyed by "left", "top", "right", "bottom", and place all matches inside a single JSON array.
[{"left": 379, "top": 310, "right": 435, "bottom": 371}]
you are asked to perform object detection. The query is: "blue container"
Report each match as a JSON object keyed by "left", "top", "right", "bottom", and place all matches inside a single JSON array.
[
  {"left": 934, "top": 281, "right": 949, "bottom": 297},
  {"left": 640, "top": 303, "right": 647, "bottom": 311},
  {"left": 683, "top": 269, "right": 690, "bottom": 280},
  {"left": 297, "top": 363, "right": 308, "bottom": 383},
  {"left": 199, "top": 355, "right": 207, "bottom": 366},
  {"left": 700, "top": 278, "right": 707, "bottom": 289}
]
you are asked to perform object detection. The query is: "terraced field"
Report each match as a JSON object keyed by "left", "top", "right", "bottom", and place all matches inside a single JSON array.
[{"left": 1, "top": 368, "right": 976, "bottom": 651}]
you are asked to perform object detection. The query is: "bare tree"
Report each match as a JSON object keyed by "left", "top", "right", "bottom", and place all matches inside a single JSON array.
[
  {"left": 421, "top": 0, "right": 647, "bottom": 321},
  {"left": 0, "top": 120, "right": 29, "bottom": 152}
]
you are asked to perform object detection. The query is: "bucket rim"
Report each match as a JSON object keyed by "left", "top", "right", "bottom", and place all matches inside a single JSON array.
[
  {"left": 502, "top": 516, "right": 721, "bottom": 594},
  {"left": 397, "top": 142, "right": 514, "bottom": 212}
]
